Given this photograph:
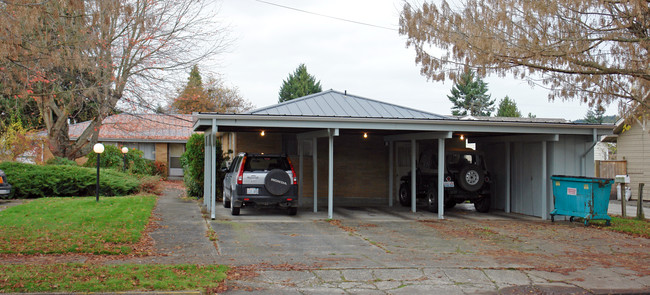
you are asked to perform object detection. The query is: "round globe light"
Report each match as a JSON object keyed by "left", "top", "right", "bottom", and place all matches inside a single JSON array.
[
  {"left": 93, "top": 143, "right": 105, "bottom": 154},
  {"left": 121, "top": 146, "right": 128, "bottom": 154}
]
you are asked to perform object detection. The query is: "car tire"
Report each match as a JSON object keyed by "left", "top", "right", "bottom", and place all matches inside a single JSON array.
[
  {"left": 265, "top": 169, "right": 292, "bottom": 196},
  {"left": 231, "top": 201, "right": 240, "bottom": 216},
  {"left": 458, "top": 164, "right": 485, "bottom": 192},
  {"left": 398, "top": 183, "right": 411, "bottom": 207},
  {"left": 474, "top": 195, "right": 491, "bottom": 213},
  {"left": 288, "top": 207, "right": 297, "bottom": 216},
  {"left": 223, "top": 192, "right": 231, "bottom": 208},
  {"left": 427, "top": 188, "right": 438, "bottom": 213}
]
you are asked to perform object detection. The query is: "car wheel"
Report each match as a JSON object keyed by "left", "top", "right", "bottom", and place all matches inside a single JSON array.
[
  {"left": 398, "top": 183, "right": 411, "bottom": 207},
  {"left": 288, "top": 207, "right": 297, "bottom": 216},
  {"left": 474, "top": 195, "right": 491, "bottom": 213},
  {"left": 427, "top": 188, "right": 438, "bottom": 213},
  {"left": 231, "top": 200, "right": 240, "bottom": 216},
  {"left": 223, "top": 191, "right": 231, "bottom": 208},
  {"left": 265, "top": 169, "right": 292, "bottom": 196},
  {"left": 458, "top": 164, "right": 485, "bottom": 192}
]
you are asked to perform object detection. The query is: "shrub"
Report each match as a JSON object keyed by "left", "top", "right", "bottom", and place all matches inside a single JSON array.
[
  {"left": 46, "top": 157, "right": 78, "bottom": 166},
  {"left": 153, "top": 161, "right": 168, "bottom": 179},
  {"left": 181, "top": 133, "right": 225, "bottom": 198},
  {"left": 0, "top": 162, "right": 140, "bottom": 198},
  {"left": 84, "top": 145, "right": 157, "bottom": 176},
  {"left": 181, "top": 134, "right": 205, "bottom": 198}
]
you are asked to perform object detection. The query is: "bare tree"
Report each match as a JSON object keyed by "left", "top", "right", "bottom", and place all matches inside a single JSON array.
[
  {"left": 399, "top": 0, "right": 649, "bottom": 119},
  {"left": 0, "top": 0, "right": 227, "bottom": 159}
]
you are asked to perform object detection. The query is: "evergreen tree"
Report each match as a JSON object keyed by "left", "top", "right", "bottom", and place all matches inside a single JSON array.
[
  {"left": 584, "top": 105, "right": 606, "bottom": 124},
  {"left": 278, "top": 64, "right": 322, "bottom": 103},
  {"left": 496, "top": 96, "right": 522, "bottom": 117},
  {"left": 171, "top": 65, "right": 211, "bottom": 113},
  {"left": 447, "top": 70, "right": 495, "bottom": 116}
]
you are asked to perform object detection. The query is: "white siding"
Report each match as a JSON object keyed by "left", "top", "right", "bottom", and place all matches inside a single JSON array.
[{"left": 616, "top": 121, "right": 650, "bottom": 200}]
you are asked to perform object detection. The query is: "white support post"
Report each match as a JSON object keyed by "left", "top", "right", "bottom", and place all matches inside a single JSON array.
[
  {"left": 437, "top": 138, "right": 445, "bottom": 219},
  {"left": 388, "top": 141, "right": 394, "bottom": 207},
  {"left": 204, "top": 134, "right": 211, "bottom": 209},
  {"left": 210, "top": 119, "right": 217, "bottom": 220},
  {"left": 328, "top": 131, "right": 334, "bottom": 219},
  {"left": 505, "top": 143, "right": 511, "bottom": 213},
  {"left": 298, "top": 140, "right": 303, "bottom": 206},
  {"left": 313, "top": 137, "right": 318, "bottom": 213},
  {"left": 411, "top": 139, "right": 417, "bottom": 213},
  {"left": 541, "top": 141, "right": 548, "bottom": 220}
]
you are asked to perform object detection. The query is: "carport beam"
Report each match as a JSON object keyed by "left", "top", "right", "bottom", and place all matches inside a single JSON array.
[
  {"left": 328, "top": 132, "right": 334, "bottom": 219},
  {"left": 210, "top": 120, "right": 217, "bottom": 220},
  {"left": 313, "top": 137, "right": 318, "bottom": 213},
  {"left": 388, "top": 141, "right": 394, "bottom": 207},
  {"left": 411, "top": 139, "right": 417, "bottom": 213},
  {"left": 438, "top": 138, "right": 445, "bottom": 219},
  {"left": 505, "top": 143, "right": 511, "bottom": 213},
  {"left": 298, "top": 140, "right": 303, "bottom": 206},
  {"left": 541, "top": 141, "right": 547, "bottom": 220}
]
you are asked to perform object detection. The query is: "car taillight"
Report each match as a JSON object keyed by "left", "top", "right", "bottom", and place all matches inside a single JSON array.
[
  {"left": 287, "top": 157, "right": 297, "bottom": 185},
  {"left": 0, "top": 177, "right": 3, "bottom": 184},
  {"left": 485, "top": 176, "right": 490, "bottom": 182},
  {"left": 237, "top": 156, "right": 246, "bottom": 185},
  {"left": 445, "top": 176, "right": 452, "bottom": 182}
]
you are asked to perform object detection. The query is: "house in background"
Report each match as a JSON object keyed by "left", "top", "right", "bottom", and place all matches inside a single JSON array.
[
  {"left": 603, "top": 117, "right": 649, "bottom": 200},
  {"left": 43, "top": 113, "right": 193, "bottom": 178}
]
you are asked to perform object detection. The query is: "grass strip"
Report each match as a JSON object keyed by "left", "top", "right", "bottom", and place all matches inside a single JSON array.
[
  {"left": 0, "top": 195, "right": 156, "bottom": 254},
  {"left": 0, "top": 264, "right": 227, "bottom": 293},
  {"left": 590, "top": 216, "right": 650, "bottom": 238}
]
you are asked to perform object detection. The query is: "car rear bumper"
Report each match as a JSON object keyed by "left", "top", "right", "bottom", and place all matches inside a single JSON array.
[
  {"left": 0, "top": 184, "right": 12, "bottom": 198},
  {"left": 233, "top": 185, "right": 298, "bottom": 208}
]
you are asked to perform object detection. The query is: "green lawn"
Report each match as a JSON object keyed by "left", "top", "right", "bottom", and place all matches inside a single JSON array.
[
  {"left": 0, "top": 264, "right": 227, "bottom": 293},
  {"left": 0, "top": 195, "right": 156, "bottom": 255},
  {"left": 591, "top": 216, "right": 650, "bottom": 238}
]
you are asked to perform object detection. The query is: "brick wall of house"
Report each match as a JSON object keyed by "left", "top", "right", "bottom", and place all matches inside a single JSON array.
[{"left": 155, "top": 143, "right": 168, "bottom": 165}]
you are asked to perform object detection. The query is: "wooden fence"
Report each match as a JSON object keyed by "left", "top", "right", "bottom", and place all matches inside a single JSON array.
[{"left": 595, "top": 160, "right": 627, "bottom": 198}]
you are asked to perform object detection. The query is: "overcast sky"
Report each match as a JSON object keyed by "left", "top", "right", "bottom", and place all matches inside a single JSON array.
[{"left": 204, "top": 0, "right": 617, "bottom": 120}]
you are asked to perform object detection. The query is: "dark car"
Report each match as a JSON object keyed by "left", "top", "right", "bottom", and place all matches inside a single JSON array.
[
  {"left": 222, "top": 153, "right": 298, "bottom": 216},
  {"left": 399, "top": 148, "right": 492, "bottom": 213},
  {"left": 0, "top": 169, "right": 12, "bottom": 199}
]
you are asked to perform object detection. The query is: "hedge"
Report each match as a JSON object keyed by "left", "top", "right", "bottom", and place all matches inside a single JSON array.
[
  {"left": 180, "top": 133, "right": 225, "bottom": 198},
  {"left": 83, "top": 144, "right": 161, "bottom": 176},
  {"left": 0, "top": 162, "right": 140, "bottom": 198}
]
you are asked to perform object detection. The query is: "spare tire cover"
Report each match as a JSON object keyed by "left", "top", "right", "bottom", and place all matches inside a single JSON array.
[
  {"left": 264, "top": 169, "right": 292, "bottom": 196},
  {"left": 458, "top": 164, "right": 485, "bottom": 192}
]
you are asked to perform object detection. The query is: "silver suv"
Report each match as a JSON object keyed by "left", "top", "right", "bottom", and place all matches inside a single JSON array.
[
  {"left": 222, "top": 153, "right": 298, "bottom": 216},
  {"left": 0, "top": 169, "right": 12, "bottom": 199}
]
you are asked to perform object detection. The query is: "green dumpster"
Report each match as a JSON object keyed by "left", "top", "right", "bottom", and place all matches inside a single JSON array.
[{"left": 550, "top": 175, "right": 614, "bottom": 226}]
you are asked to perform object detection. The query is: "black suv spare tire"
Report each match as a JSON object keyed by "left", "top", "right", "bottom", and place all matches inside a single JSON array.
[
  {"left": 458, "top": 164, "right": 485, "bottom": 192},
  {"left": 264, "top": 169, "right": 291, "bottom": 196}
]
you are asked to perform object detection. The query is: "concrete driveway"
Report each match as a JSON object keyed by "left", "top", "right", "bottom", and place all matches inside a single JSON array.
[{"left": 210, "top": 204, "right": 650, "bottom": 294}]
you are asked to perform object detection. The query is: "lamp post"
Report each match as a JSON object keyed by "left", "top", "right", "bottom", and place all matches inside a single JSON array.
[
  {"left": 93, "top": 143, "right": 105, "bottom": 202},
  {"left": 121, "top": 146, "right": 128, "bottom": 172}
]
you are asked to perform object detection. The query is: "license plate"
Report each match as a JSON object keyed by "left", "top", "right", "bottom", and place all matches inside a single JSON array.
[
  {"left": 246, "top": 187, "right": 259, "bottom": 195},
  {"left": 443, "top": 181, "right": 455, "bottom": 188},
  {"left": 0, "top": 189, "right": 9, "bottom": 195}
]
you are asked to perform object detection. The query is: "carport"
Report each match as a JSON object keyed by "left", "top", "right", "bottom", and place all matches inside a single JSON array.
[{"left": 193, "top": 90, "right": 612, "bottom": 220}]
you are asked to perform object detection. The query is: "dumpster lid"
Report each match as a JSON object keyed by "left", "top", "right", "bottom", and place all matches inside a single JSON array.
[{"left": 551, "top": 175, "right": 614, "bottom": 182}]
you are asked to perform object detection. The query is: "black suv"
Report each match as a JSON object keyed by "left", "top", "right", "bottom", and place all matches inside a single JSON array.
[
  {"left": 399, "top": 148, "right": 492, "bottom": 213},
  {"left": 222, "top": 153, "right": 298, "bottom": 216},
  {"left": 0, "top": 169, "right": 12, "bottom": 199}
]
